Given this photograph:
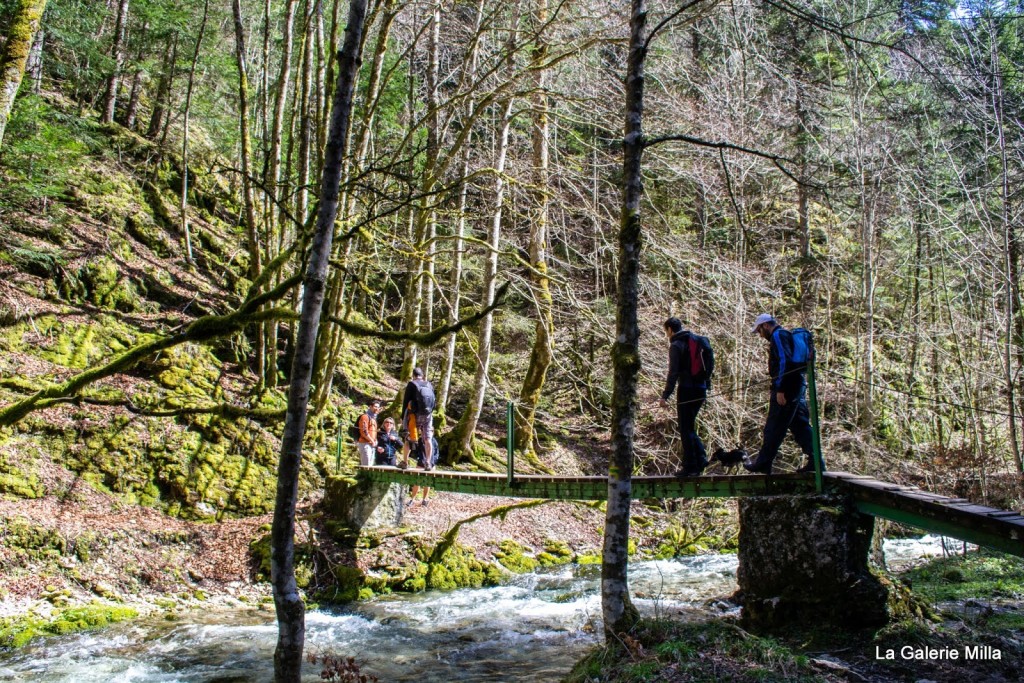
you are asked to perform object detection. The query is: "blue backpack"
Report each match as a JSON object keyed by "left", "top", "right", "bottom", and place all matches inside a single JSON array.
[{"left": 788, "top": 328, "right": 814, "bottom": 367}]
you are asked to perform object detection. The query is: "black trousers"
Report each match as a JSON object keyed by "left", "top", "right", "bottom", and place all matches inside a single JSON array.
[
  {"left": 676, "top": 386, "right": 708, "bottom": 471},
  {"left": 755, "top": 386, "right": 814, "bottom": 472}
]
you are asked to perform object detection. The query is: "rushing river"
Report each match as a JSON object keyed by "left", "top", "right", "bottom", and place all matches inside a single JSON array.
[{"left": 0, "top": 537, "right": 955, "bottom": 682}]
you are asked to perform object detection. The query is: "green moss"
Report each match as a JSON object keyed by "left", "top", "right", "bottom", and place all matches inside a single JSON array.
[
  {"left": 577, "top": 553, "right": 601, "bottom": 565},
  {"left": 80, "top": 255, "right": 141, "bottom": 312},
  {"left": 0, "top": 462, "right": 44, "bottom": 499},
  {"left": 2, "top": 315, "right": 146, "bottom": 371},
  {"left": 902, "top": 551, "right": 1024, "bottom": 603},
  {"left": 425, "top": 543, "right": 504, "bottom": 591},
  {"left": 1, "top": 518, "right": 67, "bottom": 565},
  {"left": 566, "top": 619, "right": 820, "bottom": 683},
  {"left": 250, "top": 530, "right": 319, "bottom": 589},
  {"left": 493, "top": 540, "right": 539, "bottom": 573},
  {"left": 537, "top": 539, "right": 574, "bottom": 567},
  {"left": 0, "top": 602, "right": 137, "bottom": 649},
  {"left": 652, "top": 521, "right": 707, "bottom": 559}
]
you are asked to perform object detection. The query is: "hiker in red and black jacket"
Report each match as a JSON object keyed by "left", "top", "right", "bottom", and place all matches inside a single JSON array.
[{"left": 658, "top": 317, "right": 713, "bottom": 476}]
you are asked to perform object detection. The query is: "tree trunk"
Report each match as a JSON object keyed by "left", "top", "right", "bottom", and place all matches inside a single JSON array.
[
  {"left": 399, "top": 5, "right": 443, "bottom": 387},
  {"left": 420, "top": 1, "right": 441, "bottom": 377},
  {"left": 267, "top": 0, "right": 298, "bottom": 231},
  {"left": 26, "top": 25, "right": 43, "bottom": 94},
  {"left": 602, "top": 0, "right": 645, "bottom": 643},
  {"left": 0, "top": 0, "right": 48, "bottom": 150},
  {"left": 515, "top": 0, "right": 554, "bottom": 457},
  {"left": 123, "top": 63, "right": 143, "bottom": 130},
  {"left": 451, "top": 96, "right": 514, "bottom": 460},
  {"left": 101, "top": 0, "right": 129, "bottom": 124},
  {"left": 312, "top": 0, "right": 398, "bottom": 410},
  {"left": 180, "top": 0, "right": 210, "bottom": 266},
  {"left": 232, "top": 0, "right": 265, "bottom": 383},
  {"left": 438, "top": 0, "right": 485, "bottom": 415},
  {"left": 147, "top": 34, "right": 177, "bottom": 141},
  {"left": 271, "top": 0, "right": 367, "bottom": 679},
  {"left": 260, "top": 0, "right": 297, "bottom": 389},
  {"left": 989, "top": 20, "right": 1024, "bottom": 475}
]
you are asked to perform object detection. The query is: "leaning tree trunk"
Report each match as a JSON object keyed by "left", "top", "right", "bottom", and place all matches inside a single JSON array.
[
  {"left": 602, "top": 0, "right": 645, "bottom": 643},
  {"left": 0, "top": 0, "right": 48, "bottom": 149},
  {"left": 101, "top": 0, "right": 129, "bottom": 124},
  {"left": 271, "top": 0, "right": 367, "bottom": 679},
  {"left": 516, "top": 0, "right": 554, "bottom": 456}
]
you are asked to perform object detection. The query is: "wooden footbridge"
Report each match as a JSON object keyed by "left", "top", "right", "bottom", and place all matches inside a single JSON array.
[{"left": 357, "top": 465, "right": 1024, "bottom": 558}]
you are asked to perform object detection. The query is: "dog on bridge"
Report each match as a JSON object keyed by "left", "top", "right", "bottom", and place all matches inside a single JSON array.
[{"left": 710, "top": 446, "right": 749, "bottom": 474}]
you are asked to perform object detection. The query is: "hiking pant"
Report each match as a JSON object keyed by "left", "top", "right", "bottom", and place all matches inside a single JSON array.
[
  {"left": 756, "top": 387, "right": 814, "bottom": 472},
  {"left": 676, "top": 386, "right": 708, "bottom": 472}
]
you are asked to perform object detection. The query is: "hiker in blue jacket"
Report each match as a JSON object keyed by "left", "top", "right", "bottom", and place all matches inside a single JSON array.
[
  {"left": 659, "top": 317, "right": 711, "bottom": 476},
  {"left": 745, "top": 314, "right": 816, "bottom": 474}
]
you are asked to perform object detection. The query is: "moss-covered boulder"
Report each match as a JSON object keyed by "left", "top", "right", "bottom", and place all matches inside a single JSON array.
[
  {"left": 494, "top": 540, "right": 539, "bottom": 573},
  {"left": 0, "top": 602, "right": 137, "bottom": 649}
]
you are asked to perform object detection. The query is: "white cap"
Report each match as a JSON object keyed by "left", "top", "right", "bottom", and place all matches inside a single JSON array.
[{"left": 750, "top": 313, "right": 775, "bottom": 334}]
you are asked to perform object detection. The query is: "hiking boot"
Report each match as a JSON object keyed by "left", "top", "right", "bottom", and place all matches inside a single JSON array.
[
  {"left": 421, "top": 499, "right": 429, "bottom": 506},
  {"left": 796, "top": 460, "right": 816, "bottom": 473},
  {"left": 743, "top": 460, "right": 772, "bottom": 474}
]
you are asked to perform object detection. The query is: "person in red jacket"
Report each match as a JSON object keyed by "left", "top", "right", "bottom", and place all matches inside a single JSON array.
[{"left": 356, "top": 400, "right": 381, "bottom": 467}]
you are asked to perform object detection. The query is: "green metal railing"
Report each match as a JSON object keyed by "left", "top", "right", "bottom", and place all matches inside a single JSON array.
[
  {"left": 335, "top": 425, "right": 343, "bottom": 473},
  {"left": 806, "top": 352, "right": 824, "bottom": 493},
  {"left": 506, "top": 401, "right": 515, "bottom": 486}
]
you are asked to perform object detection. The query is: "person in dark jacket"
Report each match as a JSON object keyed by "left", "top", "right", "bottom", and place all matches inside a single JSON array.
[
  {"left": 744, "top": 314, "right": 815, "bottom": 474},
  {"left": 375, "top": 416, "right": 402, "bottom": 466},
  {"left": 658, "top": 317, "right": 710, "bottom": 476},
  {"left": 401, "top": 367, "right": 436, "bottom": 470}
]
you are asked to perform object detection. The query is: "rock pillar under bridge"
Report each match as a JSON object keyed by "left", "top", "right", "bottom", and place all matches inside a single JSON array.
[
  {"left": 323, "top": 475, "right": 404, "bottom": 533},
  {"left": 737, "top": 494, "right": 912, "bottom": 629}
]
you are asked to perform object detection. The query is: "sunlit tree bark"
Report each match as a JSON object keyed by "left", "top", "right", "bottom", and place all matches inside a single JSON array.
[{"left": 0, "top": 0, "right": 48, "bottom": 149}]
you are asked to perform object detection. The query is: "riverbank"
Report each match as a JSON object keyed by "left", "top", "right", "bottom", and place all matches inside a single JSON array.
[
  {"left": 567, "top": 547, "right": 1024, "bottom": 683},
  {"left": 0, "top": 472, "right": 740, "bottom": 649}
]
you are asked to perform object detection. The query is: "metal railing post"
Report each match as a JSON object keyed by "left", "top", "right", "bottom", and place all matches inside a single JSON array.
[
  {"left": 336, "top": 422, "right": 343, "bottom": 474},
  {"left": 507, "top": 401, "right": 515, "bottom": 486},
  {"left": 807, "top": 352, "right": 824, "bottom": 492}
]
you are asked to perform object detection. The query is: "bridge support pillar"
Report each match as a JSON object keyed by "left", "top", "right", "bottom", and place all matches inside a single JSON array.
[
  {"left": 737, "top": 494, "right": 899, "bottom": 629},
  {"left": 323, "top": 475, "right": 405, "bottom": 533}
]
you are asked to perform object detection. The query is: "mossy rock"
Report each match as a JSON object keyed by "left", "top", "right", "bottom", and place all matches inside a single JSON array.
[
  {"left": 1, "top": 518, "right": 67, "bottom": 566},
  {"left": 0, "top": 463, "right": 44, "bottom": 499},
  {"left": 538, "top": 539, "right": 574, "bottom": 567},
  {"left": 493, "top": 540, "right": 539, "bottom": 573},
  {"left": 425, "top": 543, "right": 504, "bottom": 591},
  {"left": 0, "top": 602, "right": 137, "bottom": 649},
  {"left": 249, "top": 529, "right": 317, "bottom": 586},
  {"left": 79, "top": 255, "right": 142, "bottom": 312}
]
